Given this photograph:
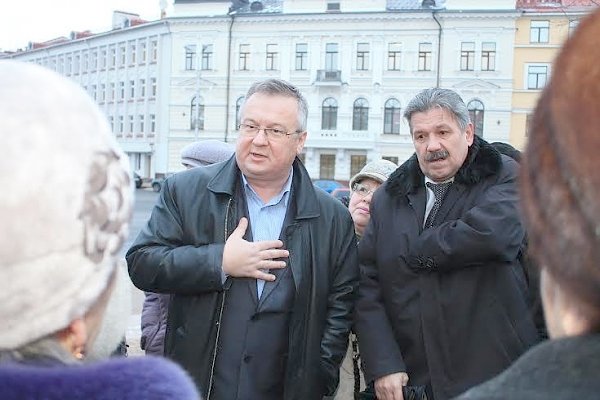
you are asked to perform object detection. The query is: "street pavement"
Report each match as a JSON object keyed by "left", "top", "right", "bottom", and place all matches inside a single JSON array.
[{"left": 122, "top": 187, "right": 357, "bottom": 398}]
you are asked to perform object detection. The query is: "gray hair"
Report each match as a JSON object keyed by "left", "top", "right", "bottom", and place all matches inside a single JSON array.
[
  {"left": 243, "top": 78, "right": 308, "bottom": 132},
  {"left": 403, "top": 88, "right": 470, "bottom": 133}
]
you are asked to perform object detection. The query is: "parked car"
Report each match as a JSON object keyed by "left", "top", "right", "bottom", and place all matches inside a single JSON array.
[
  {"left": 133, "top": 172, "right": 143, "bottom": 189},
  {"left": 151, "top": 173, "right": 174, "bottom": 192},
  {"left": 313, "top": 179, "right": 344, "bottom": 194},
  {"left": 331, "top": 187, "right": 350, "bottom": 202},
  {"left": 151, "top": 177, "right": 164, "bottom": 192}
]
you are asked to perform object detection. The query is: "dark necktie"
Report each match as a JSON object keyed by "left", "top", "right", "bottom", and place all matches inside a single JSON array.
[{"left": 425, "top": 181, "right": 452, "bottom": 228}]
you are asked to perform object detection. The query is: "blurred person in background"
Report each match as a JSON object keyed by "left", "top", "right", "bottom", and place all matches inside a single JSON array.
[
  {"left": 141, "top": 139, "right": 234, "bottom": 356},
  {"left": 348, "top": 159, "right": 398, "bottom": 240},
  {"left": 334, "top": 159, "right": 397, "bottom": 400},
  {"left": 0, "top": 61, "right": 199, "bottom": 400},
  {"left": 457, "top": 9, "right": 600, "bottom": 399}
]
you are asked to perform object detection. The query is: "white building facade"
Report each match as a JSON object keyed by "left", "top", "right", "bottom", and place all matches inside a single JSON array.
[{"left": 6, "top": 0, "right": 518, "bottom": 181}]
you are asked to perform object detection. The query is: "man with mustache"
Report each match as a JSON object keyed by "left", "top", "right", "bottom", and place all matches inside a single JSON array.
[{"left": 355, "top": 88, "right": 539, "bottom": 400}]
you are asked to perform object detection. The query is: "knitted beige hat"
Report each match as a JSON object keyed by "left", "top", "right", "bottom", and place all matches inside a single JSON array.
[
  {"left": 349, "top": 159, "right": 398, "bottom": 189},
  {"left": 0, "top": 61, "right": 133, "bottom": 350}
]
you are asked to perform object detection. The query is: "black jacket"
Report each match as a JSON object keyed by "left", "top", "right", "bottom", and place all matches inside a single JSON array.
[
  {"left": 455, "top": 334, "right": 600, "bottom": 399},
  {"left": 127, "top": 157, "right": 359, "bottom": 399},
  {"left": 355, "top": 137, "right": 539, "bottom": 400}
]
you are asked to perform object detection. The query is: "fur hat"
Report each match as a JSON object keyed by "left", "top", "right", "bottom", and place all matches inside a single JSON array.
[
  {"left": 520, "top": 9, "right": 600, "bottom": 310},
  {"left": 180, "top": 140, "right": 234, "bottom": 168},
  {"left": 349, "top": 159, "right": 398, "bottom": 189},
  {"left": 0, "top": 61, "right": 133, "bottom": 350}
]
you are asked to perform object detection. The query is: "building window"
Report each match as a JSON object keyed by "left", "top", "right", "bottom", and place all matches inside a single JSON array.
[
  {"left": 185, "top": 45, "right": 196, "bottom": 70},
  {"left": 350, "top": 155, "right": 367, "bottom": 177},
  {"left": 100, "top": 50, "right": 107, "bottom": 69},
  {"left": 151, "top": 40, "right": 158, "bottom": 62},
  {"left": 91, "top": 84, "right": 97, "bottom": 101},
  {"left": 530, "top": 20, "right": 549, "bottom": 43},
  {"left": 384, "top": 98, "right": 401, "bottom": 135},
  {"left": 108, "top": 116, "right": 114, "bottom": 132},
  {"left": 352, "top": 98, "right": 369, "bottom": 131},
  {"left": 383, "top": 156, "right": 399, "bottom": 165},
  {"left": 83, "top": 53, "right": 88, "bottom": 70},
  {"left": 139, "top": 114, "right": 145, "bottom": 133},
  {"left": 467, "top": 99, "right": 485, "bottom": 137},
  {"left": 140, "top": 42, "right": 147, "bottom": 64},
  {"left": 569, "top": 20, "right": 579, "bottom": 37},
  {"left": 140, "top": 79, "right": 146, "bottom": 97},
  {"left": 151, "top": 78, "right": 157, "bottom": 97},
  {"left": 266, "top": 44, "right": 278, "bottom": 70},
  {"left": 91, "top": 51, "right": 97, "bottom": 70},
  {"left": 388, "top": 42, "right": 402, "bottom": 71},
  {"left": 100, "top": 84, "right": 106, "bottom": 102},
  {"left": 295, "top": 43, "right": 308, "bottom": 70},
  {"left": 110, "top": 48, "right": 116, "bottom": 68},
  {"left": 236, "top": 96, "right": 244, "bottom": 128},
  {"left": 321, "top": 97, "right": 338, "bottom": 130},
  {"left": 356, "top": 43, "right": 369, "bottom": 71},
  {"left": 118, "top": 116, "right": 124, "bottom": 133},
  {"left": 110, "top": 83, "right": 116, "bottom": 101},
  {"left": 239, "top": 44, "right": 250, "bottom": 70},
  {"left": 527, "top": 65, "right": 548, "bottom": 89},
  {"left": 119, "top": 45, "right": 126, "bottom": 66},
  {"left": 191, "top": 96, "right": 205, "bottom": 130},
  {"left": 129, "top": 115, "right": 134, "bottom": 133},
  {"left": 418, "top": 42, "right": 432, "bottom": 71},
  {"left": 119, "top": 81, "right": 125, "bottom": 101},
  {"left": 460, "top": 42, "right": 475, "bottom": 71},
  {"left": 481, "top": 42, "right": 496, "bottom": 71},
  {"left": 525, "top": 113, "right": 533, "bottom": 137},
  {"left": 320, "top": 154, "right": 335, "bottom": 179},
  {"left": 325, "top": 43, "right": 339, "bottom": 71},
  {"left": 130, "top": 43, "right": 136, "bottom": 65},
  {"left": 202, "top": 44, "right": 213, "bottom": 70},
  {"left": 66, "top": 56, "right": 72, "bottom": 75},
  {"left": 130, "top": 80, "right": 135, "bottom": 98},
  {"left": 150, "top": 114, "right": 156, "bottom": 133}
]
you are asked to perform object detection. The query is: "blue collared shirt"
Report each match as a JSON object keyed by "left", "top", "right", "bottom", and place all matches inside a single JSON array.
[{"left": 242, "top": 170, "right": 293, "bottom": 297}]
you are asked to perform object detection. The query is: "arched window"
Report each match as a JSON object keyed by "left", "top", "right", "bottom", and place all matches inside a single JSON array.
[
  {"left": 384, "top": 98, "right": 401, "bottom": 135},
  {"left": 235, "top": 96, "right": 245, "bottom": 129},
  {"left": 352, "top": 98, "right": 369, "bottom": 131},
  {"left": 321, "top": 97, "right": 338, "bottom": 130},
  {"left": 467, "top": 99, "right": 484, "bottom": 137},
  {"left": 191, "top": 96, "right": 205, "bottom": 131}
]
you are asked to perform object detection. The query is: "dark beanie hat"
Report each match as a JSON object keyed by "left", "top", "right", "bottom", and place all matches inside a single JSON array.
[{"left": 520, "top": 8, "right": 600, "bottom": 310}]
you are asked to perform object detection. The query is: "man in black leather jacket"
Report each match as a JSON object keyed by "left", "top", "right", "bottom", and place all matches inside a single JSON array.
[{"left": 127, "top": 78, "right": 359, "bottom": 400}]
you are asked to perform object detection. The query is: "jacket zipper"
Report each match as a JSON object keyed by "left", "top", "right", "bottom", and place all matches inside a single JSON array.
[{"left": 206, "top": 196, "right": 233, "bottom": 400}]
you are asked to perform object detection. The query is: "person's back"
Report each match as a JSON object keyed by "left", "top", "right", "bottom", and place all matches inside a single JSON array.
[{"left": 0, "top": 60, "right": 200, "bottom": 400}]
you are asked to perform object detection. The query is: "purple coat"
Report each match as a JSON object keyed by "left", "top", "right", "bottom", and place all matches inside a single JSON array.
[
  {"left": 141, "top": 291, "right": 170, "bottom": 355},
  {"left": 0, "top": 356, "right": 200, "bottom": 399}
]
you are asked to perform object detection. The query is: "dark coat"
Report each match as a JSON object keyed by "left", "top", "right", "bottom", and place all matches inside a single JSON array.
[
  {"left": 0, "top": 356, "right": 200, "bottom": 400},
  {"left": 455, "top": 334, "right": 600, "bottom": 399},
  {"left": 140, "top": 291, "right": 169, "bottom": 355},
  {"left": 355, "top": 137, "right": 539, "bottom": 400},
  {"left": 127, "top": 157, "right": 359, "bottom": 399}
]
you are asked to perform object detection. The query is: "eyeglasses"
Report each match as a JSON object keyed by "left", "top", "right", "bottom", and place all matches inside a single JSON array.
[
  {"left": 238, "top": 123, "right": 301, "bottom": 140},
  {"left": 352, "top": 183, "right": 378, "bottom": 198}
]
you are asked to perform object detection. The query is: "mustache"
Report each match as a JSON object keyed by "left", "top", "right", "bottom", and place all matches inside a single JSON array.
[{"left": 425, "top": 150, "right": 449, "bottom": 162}]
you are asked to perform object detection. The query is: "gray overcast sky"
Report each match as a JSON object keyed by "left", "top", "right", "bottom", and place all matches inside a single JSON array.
[{"left": 1, "top": 0, "right": 170, "bottom": 52}]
